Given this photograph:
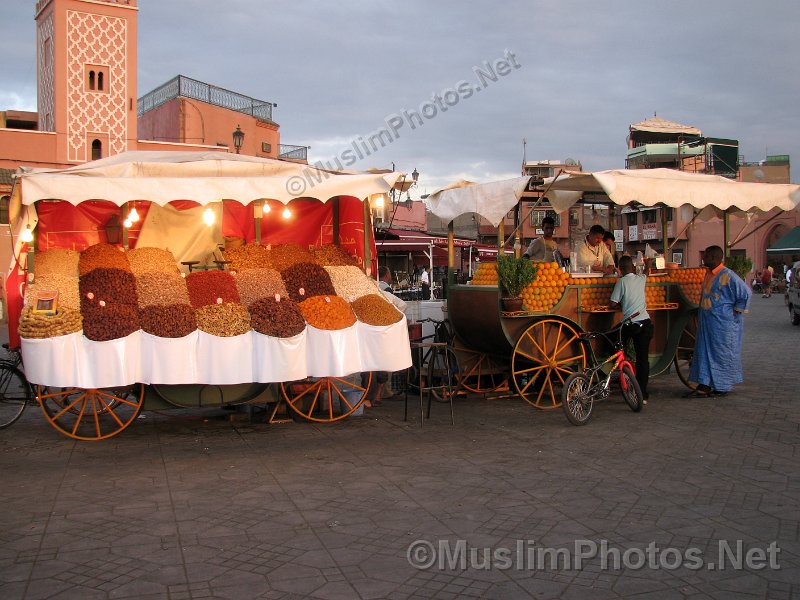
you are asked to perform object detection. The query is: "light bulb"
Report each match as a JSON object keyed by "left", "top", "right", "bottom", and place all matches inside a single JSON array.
[
  {"left": 20, "top": 226, "right": 33, "bottom": 243},
  {"left": 128, "top": 207, "right": 140, "bottom": 223},
  {"left": 373, "top": 194, "right": 384, "bottom": 208},
  {"left": 203, "top": 207, "right": 215, "bottom": 226},
  {"left": 282, "top": 207, "right": 292, "bottom": 219},
  {"left": 263, "top": 203, "right": 271, "bottom": 213},
  {"left": 123, "top": 218, "right": 133, "bottom": 228}
]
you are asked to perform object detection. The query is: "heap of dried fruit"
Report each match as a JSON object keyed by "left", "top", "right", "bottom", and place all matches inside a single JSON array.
[
  {"left": 280, "top": 262, "right": 336, "bottom": 303},
  {"left": 139, "top": 304, "right": 197, "bottom": 338},
  {"left": 351, "top": 294, "right": 403, "bottom": 325},
  {"left": 311, "top": 244, "right": 359, "bottom": 266},
  {"left": 249, "top": 297, "right": 306, "bottom": 337},
  {"left": 186, "top": 270, "right": 240, "bottom": 308},
  {"left": 299, "top": 295, "right": 356, "bottom": 330},
  {"left": 196, "top": 302, "right": 251, "bottom": 337},
  {"left": 79, "top": 243, "right": 130, "bottom": 275}
]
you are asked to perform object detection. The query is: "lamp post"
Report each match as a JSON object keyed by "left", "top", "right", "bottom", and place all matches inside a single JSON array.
[{"left": 232, "top": 125, "right": 244, "bottom": 154}]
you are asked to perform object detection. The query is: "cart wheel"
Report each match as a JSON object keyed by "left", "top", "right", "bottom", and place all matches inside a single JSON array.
[
  {"left": 453, "top": 338, "right": 510, "bottom": 395},
  {"left": 36, "top": 384, "right": 144, "bottom": 441},
  {"left": 428, "top": 345, "right": 461, "bottom": 403},
  {"left": 512, "top": 318, "right": 586, "bottom": 410},
  {"left": 562, "top": 371, "right": 593, "bottom": 426},
  {"left": 673, "top": 312, "right": 698, "bottom": 390},
  {"left": 280, "top": 374, "right": 370, "bottom": 422}
]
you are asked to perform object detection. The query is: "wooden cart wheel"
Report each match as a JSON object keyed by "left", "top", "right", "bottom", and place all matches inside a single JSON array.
[
  {"left": 511, "top": 318, "right": 586, "bottom": 410},
  {"left": 673, "top": 312, "right": 698, "bottom": 390},
  {"left": 36, "top": 384, "right": 145, "bottom": 441},
  {"left": 280, "top": 374, "right": 370, "bottom": 423},
  {"left": 453, "top": 338, "right": 510, "bottom": 395}
]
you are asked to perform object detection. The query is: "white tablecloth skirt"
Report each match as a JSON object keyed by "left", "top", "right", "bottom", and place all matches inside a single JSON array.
[{"left": 20, "top": 319, "right": 412, "bottom": 388}]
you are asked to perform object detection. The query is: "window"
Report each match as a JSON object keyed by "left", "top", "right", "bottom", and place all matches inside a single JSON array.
[
  {"left": 626, "top": 212, "right": 638, "bottom": 226},
  {"left": 85, "top": 65, "right": 110, "bottom": 93},
  {"left": 665, "top": 207, "right": 674, "bottom": 222},
  {"left": 91, "top": 139, "right": 102, "bottom": 161},
  {"left": 0, "top": 195, "right": 9, "bottom": 225},
  {"left": 642, "top": 210, "right": 658, "bottom": 224},
  {"left": 530, "top": 210, "right": 560, "bottom": 227},
  {"left": 261, "top": 142, "right": 272, "bottom": 153}
]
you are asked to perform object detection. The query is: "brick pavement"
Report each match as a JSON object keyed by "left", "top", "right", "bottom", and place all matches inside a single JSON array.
[{"left": 0, "top": 296, "right": 798, "bottom": 599}]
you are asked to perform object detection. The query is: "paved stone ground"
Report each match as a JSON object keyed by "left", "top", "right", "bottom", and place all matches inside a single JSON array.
[{"left": 1, "top": 297, "right": 798, "bottom": 599}]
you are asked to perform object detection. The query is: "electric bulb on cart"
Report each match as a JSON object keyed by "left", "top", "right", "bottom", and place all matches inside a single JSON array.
[{"left": 203, "top": 207, "right": 215, "bottom": 226}]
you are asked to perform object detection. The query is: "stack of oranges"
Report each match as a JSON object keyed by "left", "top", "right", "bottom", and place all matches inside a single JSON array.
[
  {"left": 471, "top": 262, "right": 498, "bottom": 286},
  {"left": 645, "top": 285, "right": 668, "bottom": 307},
  {"left": 664, "top": 268, "right": 705, "bottom": 305},
  {"left": 522, "top": 262, "right": 570, "bottom": 312},
  {"left": 579, "top": 284, "right": 615, "bottom": 311}
]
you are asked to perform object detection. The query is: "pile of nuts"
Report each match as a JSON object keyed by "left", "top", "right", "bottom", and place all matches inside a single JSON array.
[
  {"left": 34, "top": 249, "right": 79, "bottom": 277},
  {"left": 268, "top": 243, "right": 318, "bottom": 271},
  {"left": 186, "top": 271, "right": 240, "bottom": 308},
  {"left": 280, "top": 262, "right": 336, "bottom": 302},
  {"left": 223, "top": 243, "right": 271, "bottom": 271},
  {"left": 234, "top": 268, "right": 287, "bottom": 308},
  {"left": 299, "top": 295, "right": 356, "bottom": 330},
  {"left": 311, "top": 244, "right": 359, "bottom": 266},
  {"left": 18, "top": 306, "right": 83, "bottom": 338},
  {"left": 83, "top": 304, "right": 140, "bottom": 341},
  {"left": 25, "top": 274, "right": 80, "bottom": 311},
  {"left": 351, "top": 294, "right": 403, "bottom": 325},
  {"left": 127, "top": 247, "right": 179, "bottom": 276},
  {"left": 140, "top": 304, "right": 197, "bottom": 338},
  {"left": 196, "top": 302, "right": 250, "bottom": 337},
  {"left": 136, "top": 272, "right": 191, "bottom": 308},
  {"left": 249, "top": 297, "right": 306, "bottom": 337},
  {"left": 324, "top": 266, "right": 380, "bottom": 302},
  {"left": 79, "top": 243, "right": 130, "bottom": 276}
]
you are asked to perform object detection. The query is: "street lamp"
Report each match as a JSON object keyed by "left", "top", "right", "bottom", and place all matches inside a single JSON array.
[{"left": 232, "top": 125, "right": 244, "bottom": 154}]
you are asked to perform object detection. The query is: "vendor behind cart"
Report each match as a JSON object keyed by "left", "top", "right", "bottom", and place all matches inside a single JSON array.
[
  {"left": 523, "top": 216, "right": 560, "bottom": 262},
  {"left": 575, "top": 225, "right": 616, "bottom": 275}
]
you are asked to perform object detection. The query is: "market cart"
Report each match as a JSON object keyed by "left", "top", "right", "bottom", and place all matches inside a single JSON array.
[
  {"left": 424, "top": 169, "right": 800, "bottom": 408},
  {"left": 7, "top": 151, "right": 414, "bottom": 440}
]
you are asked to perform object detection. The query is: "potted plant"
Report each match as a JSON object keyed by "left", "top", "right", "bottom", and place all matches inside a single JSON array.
[{"left": 496, "top": 255, "right": 538, "bottom": 311}]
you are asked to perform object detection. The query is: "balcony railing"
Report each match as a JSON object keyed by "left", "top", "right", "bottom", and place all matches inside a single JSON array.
[
  {"left": 137, "top": 75, "right": 274, "bottom": 123},
  {"left": 278, "top": 144, "right": 308, "bottom": 161}
]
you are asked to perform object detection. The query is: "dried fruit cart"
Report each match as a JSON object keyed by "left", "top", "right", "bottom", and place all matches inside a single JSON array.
[
  {"left": 424, "top": 168, "right": 800, "bottom": 408},
  {"left": 8, "top": 151, "right": 414, "bottom": 440}
]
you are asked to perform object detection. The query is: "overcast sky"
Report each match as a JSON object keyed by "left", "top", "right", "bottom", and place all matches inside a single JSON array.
[{"left": 2, "top": 1, "right": 799, "bottom": 190}]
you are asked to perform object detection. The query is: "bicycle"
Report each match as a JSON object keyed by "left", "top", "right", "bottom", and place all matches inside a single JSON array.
[
  {"left": 0, "top": 343, "right": 33, "bottom": 429},
  {"left": 561, "top": 314, "right": 644, "bottom": 426}
]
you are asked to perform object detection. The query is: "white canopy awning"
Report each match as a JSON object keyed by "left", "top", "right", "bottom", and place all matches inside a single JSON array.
[
  {"left": 14, "top": 150, "right": 407, "bottom": 206},
  {"left": 424, "top": 168, "right": 800, "bottom": 225}
]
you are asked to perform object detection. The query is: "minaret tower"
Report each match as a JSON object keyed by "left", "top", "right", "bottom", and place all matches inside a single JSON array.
[{"left": 35, "top": 0, "right": 138, "bottom": 163}]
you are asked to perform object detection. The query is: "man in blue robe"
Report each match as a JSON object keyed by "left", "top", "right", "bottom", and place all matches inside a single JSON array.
[{"left": 687, "top": 245, "right": 751, "bottom": 397}]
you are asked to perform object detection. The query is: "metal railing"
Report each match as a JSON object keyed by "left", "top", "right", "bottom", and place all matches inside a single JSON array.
[
  {"left": 137, "top": 75, "right": 274, "bottom": 122},
  {"left": 278, "top": 144, "right": 308, "bottom": 161}
]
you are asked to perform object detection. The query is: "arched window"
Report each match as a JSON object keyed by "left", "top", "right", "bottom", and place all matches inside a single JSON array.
[
  {"left": 0, "top": 195, "right": 9, "bottom": 225},
  {"left": 88, "top": 70, "right": 95, "bottom": 91},
  {"left": 91, "top": 139, "right": 102, "bottom": 161},
  {"left": 97, "top": 71, "right": 104, "bottom": 91}
]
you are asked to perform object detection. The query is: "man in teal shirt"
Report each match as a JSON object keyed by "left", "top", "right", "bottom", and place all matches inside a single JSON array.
[{"left": 609, "top": 255, "right": 653, "bottom": 401}]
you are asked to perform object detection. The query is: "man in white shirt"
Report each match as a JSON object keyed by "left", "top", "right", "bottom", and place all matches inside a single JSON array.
[
  {"left": 420, "top": 266, "right": 431, "bottom": 300},
  {"left": 575, "top": 225, "right": 616, "bottom": 274},
  {"left": 523, "top": 216, "right": 560, "bottom": 263}
]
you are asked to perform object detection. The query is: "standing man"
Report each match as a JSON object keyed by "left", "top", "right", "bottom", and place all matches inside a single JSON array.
[
  {"left": 575, "top": 225, "right": 616, "bottom": 274},
  {"left": 609, "top": 255, "right": 653, "bottom": 401},
  {"left": 602, "top": 231, "right": 620, "bottom": 268},
  {"left": 687, "top": 245, "right": 751, "bottom": 397},
  {"left": 523, "top": 216, "right": 560, "bottom": 262},
  {"left": 420, "top": 266, "right": 431, "bottom": 300}
]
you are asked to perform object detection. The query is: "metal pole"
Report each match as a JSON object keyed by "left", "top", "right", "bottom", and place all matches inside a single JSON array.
[
  {"left": 661, "top": 204, "right": 669, "bottom": 258},
  {"left": 363, "top": 199, "right": 372, "bottom": 274},
  {"left": 723, "top": 209, "right": 730, "bottom": 258}
]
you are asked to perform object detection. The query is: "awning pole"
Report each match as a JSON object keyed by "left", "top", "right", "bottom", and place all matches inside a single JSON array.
[
  {"left": 723, "top": 209, "right": 730, "bottom": 258},
  {"left": 661, "top": 204, "right": 668, "bottom": 257},
  {"left": 363, "top": 199, "right": 372, "bottom": 274},
  {"left": 468, "top": 246, "right": 473, "bottom": 277}
]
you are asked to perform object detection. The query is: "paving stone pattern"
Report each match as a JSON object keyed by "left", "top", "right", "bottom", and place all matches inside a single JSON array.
[{"left": 1, "top": 297, "right": 798, "bottom": 599}]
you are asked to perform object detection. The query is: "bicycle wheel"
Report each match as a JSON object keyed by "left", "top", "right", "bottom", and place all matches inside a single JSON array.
[
  {"left": 562, "top": 371, "right": 593, "bottom": 426},
  {"left": 0, "top": 364, "right": 31, "bottom": 429},
  {"left": 620, "top": 364, "right": 643, "bottom": 412}
]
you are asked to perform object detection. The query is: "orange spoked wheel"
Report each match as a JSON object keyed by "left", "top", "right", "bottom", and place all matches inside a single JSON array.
[
  {"left": 511, "top": 318, "right": 586, "bottom": 410},
  {"left": 36, "top": 384, "right": 145, "bottom": 440},
  {"left": 453, "top": 338, "right": 510, "bottom": 395},
  {"left": 673, "top": 311, "right": 698, "bottom": 390},
  {"left": 280, "top": 374, "right": 370, "bottom": 423}
]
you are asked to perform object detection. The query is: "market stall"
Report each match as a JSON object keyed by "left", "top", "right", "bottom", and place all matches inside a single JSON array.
[{"left": 8, "top": 151, "right": 414, "bottom": 438}]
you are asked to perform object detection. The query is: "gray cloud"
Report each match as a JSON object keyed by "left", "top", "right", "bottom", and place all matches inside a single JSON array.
[{"left": 1, "top": 0, "right": 798, "bottom": 188}]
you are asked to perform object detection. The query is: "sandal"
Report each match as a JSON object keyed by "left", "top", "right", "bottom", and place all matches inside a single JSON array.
[{"left": 683, "top": 388, "right": 714, "bottom": 398}]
